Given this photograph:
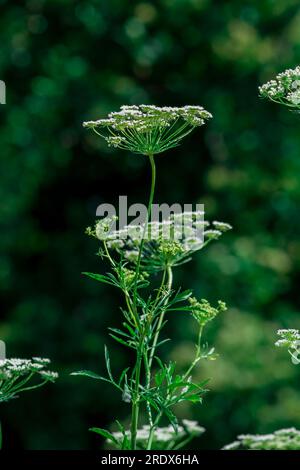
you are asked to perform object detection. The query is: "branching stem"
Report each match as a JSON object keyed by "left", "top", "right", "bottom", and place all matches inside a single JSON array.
[{"left": 130, "top": 153, "right": 156, "bottom": 450}]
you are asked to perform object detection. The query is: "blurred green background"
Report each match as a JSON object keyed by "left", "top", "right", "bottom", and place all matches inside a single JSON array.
[{"left": 1, "top": 0, "right": 300, "bottom": 450}]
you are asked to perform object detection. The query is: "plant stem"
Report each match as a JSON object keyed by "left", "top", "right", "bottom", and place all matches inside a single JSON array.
[
  {"left": 183, "top": 325, "right": 204, "bottom": 380},
  {"left": 147, "top": 304, "right": 202, "bottom": 451},
  {"left": 130, "top": 349, "right": 142, "bottom": 449},
  {"left": 145, "top": 266, "right": 173, "bottom": 450},
  {"left": 147, "top": 413, "right": 162, "bottom": 450},
  {"left": 130, "top": 153, "right": 156, "bottom": 450},
  {"left": 103, "top": 241, "right": 140, "bottom": 330},
  {"left": 132, "top": 153, "right": 156, "bottom": 314},
  {"left": 144, "top": 267, "right": 167, "bottom": 427},
  {"left": 148, "top": 265, "right": 173, "bottom": 370}
]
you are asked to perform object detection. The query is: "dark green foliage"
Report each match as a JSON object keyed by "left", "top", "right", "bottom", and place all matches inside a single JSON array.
[{"left": 1, "top": 0, "right": 300, "bottom": 449}]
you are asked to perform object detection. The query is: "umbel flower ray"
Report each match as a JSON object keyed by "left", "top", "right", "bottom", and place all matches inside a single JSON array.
[
  {"left": 87, "top": 214, "right": 232, "bottom": 273},
  {"left": 83, "top": 105, "right": 212, "bottom": 155}
]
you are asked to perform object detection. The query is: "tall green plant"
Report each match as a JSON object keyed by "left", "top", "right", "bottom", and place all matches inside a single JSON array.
[{"left": 72, "top": 105, "right": 231, "bottom": 450}]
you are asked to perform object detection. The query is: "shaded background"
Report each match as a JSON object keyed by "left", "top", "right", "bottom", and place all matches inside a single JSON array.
[{"left": 1, "top": 0, "right": 300, "bottom": 449}]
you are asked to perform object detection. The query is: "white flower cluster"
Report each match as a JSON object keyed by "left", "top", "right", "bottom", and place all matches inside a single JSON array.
[
  {"left": 89, "top": 214, "right": 231, "bottom": 272},
  {"left": 259, "top": 65, "right": 300, "bottom": 108},
  {"left": 111, "top": 420, "right": 205, "bottom": 449},
  {"left": 83, "top": 105, "right": 212, "bottom": 155},
  {"left": 275, "top": 329, "right": 300, "bottom": 348},
  {"left": 223, "top": 428, "right": 300, "bottom": 450},
  {"left": 0, "top": 357, "right": 58, "bottom": 403},
  {"left": 84, "top": 105, "right": 212, "bottom": 132}
]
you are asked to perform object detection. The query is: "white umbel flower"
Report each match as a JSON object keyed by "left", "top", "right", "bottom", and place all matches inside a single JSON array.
[
  {"left": 83, "top": 105, "right": 212, "bottom": 155},
  {"left": 259, "top": 65, "right": 300, "bottom": 110}
]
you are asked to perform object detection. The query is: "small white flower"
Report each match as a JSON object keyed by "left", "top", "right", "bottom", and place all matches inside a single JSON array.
[{"left": 259, "top": 65, "right": 300, "bottom": 110}]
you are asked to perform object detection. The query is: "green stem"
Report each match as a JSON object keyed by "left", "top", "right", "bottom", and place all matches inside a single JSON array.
[
  {"left": 148, "top": 265, "right": 173, "bottom": 370},
  {"left": 143, "top": 354, "right": 153, "bottom": 427},
  {"left": 103, "top": 241, "right": 116, "bottom": 267},
  {"left": 12, "top": 379, "right": 49, "bottom": 394},
  {"left": 148, "top": 268, "right": 167, "bottom": 321},
  {"left": 144, "top": 267, "right": 168, "bottom": 427},
  {"left": 147, "top": 411, "right": 163, "bottom": 450},
  {"left": 146, "top": 266, "right": 173, "bottom": 451},
  {"left": 130, "top": 350, "right": 142, "bottom": 449},
  {"left": 147, "top": 311, "right": 202, "bottom": 451},
  {"left": 103, "top": 241, "right": 139, "bottom": 330},
  {"left": 132, "top": 153, "right": 156, "bottom": 314},
  {"left": 183, "top": 325, "right": 204, "bottom": 380},
  {"left": 130, "top": 153, "right": 156, "bottom": 450}
]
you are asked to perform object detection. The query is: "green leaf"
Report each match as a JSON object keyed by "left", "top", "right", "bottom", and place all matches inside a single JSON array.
[
  {"left": 70, "top": 370, "right": 108, "bottom": 381},
  {"left": 185, "top": 394, "right": 203, "bottom": 403},
  {"left": 118, "top": 367, "right": 130, "bottom": 387},
  {"left": 155, "top": 338, "right": 171, "bottom": 348},
  {"left": 155, "top": 369, "right": 165, "bottom": 387},
  {"left": 115, "top": 421, "right": 130, "bottom": 450},
  {"left": 105, "top": 345, "right": 113, "bottom": 381},
  {"left": 168, "top": 380, "right": 191, "bottom": 391},
  {"left": 154, "top": 356, "right": 165, "bottom": 370},
  {"left": 143, "top": 395, "right": 160, "bottom": 412},
  {"left": 89, "top": 427, "right": 118, "bottom": 445},
  {"left": 82, "top": 272, "right": 116, "bottom": 286},
  {"left": 123, "top": 322, "right": 136, "bottom": 336},
  {"left": 197, "top": 378, "right": 210, "bottom": 388},
  {"left": 108, "top": 327, "right": 130, "bottom": 339},
  {"left": 109, "top": 334, "right": 134, "bottom": 349},
  {"left": 164, "top": 408, "right": 178, "bottom": 431}
]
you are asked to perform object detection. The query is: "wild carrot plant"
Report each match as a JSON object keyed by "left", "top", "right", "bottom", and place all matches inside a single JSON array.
[{"left": 72, "top": 105, "right": 231, "bottom": 450}]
